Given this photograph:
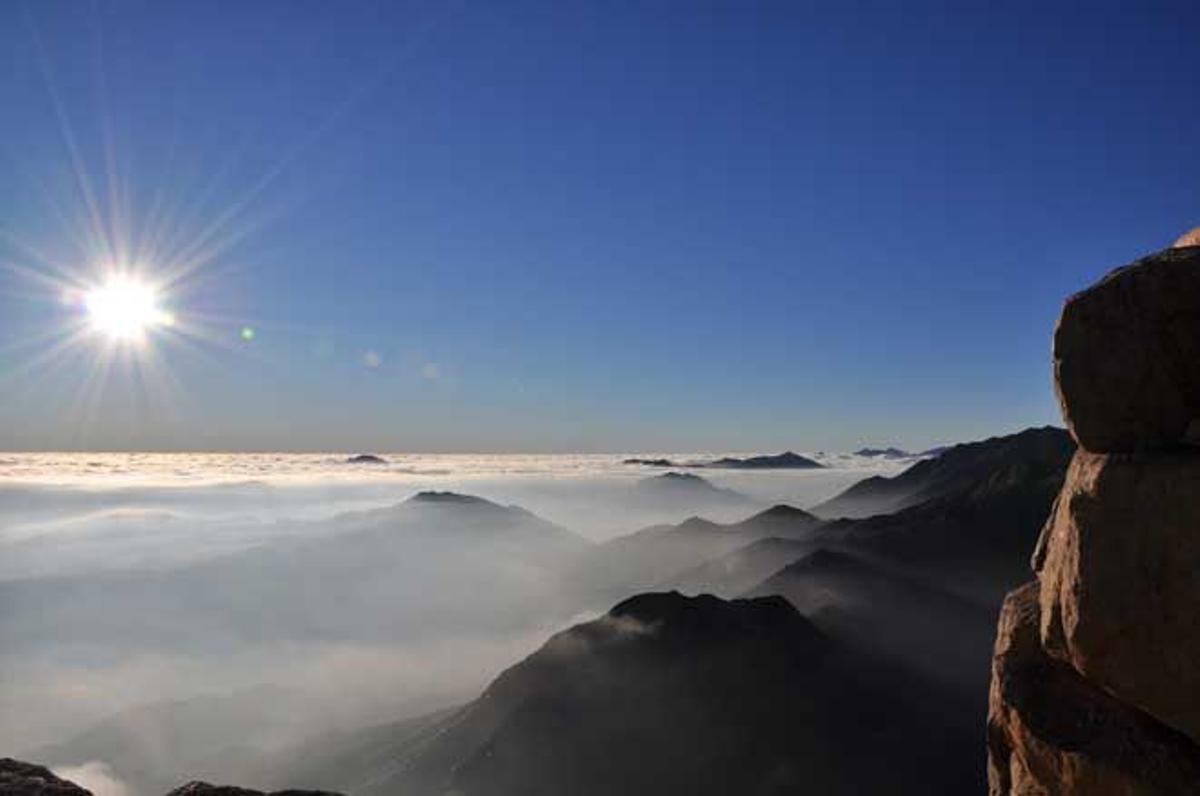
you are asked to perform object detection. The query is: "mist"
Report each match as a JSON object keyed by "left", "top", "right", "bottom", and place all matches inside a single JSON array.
[{"left": 0, "top": 451, "right": 907, "bottom": 794}]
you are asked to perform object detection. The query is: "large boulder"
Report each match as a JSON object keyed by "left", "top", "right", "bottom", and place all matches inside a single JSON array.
[
  {"left": 1052, "top": 246, "right": 1200, "bottom": 452},
  {"left": 988, "top": 585, "right": 1200, "bottom": 795},
  {"left": 0, "top": 759, "right": 91, "bottom": 795},
  {"left": 1034, "top": 449, "right": 1200, "bottom": 743}
]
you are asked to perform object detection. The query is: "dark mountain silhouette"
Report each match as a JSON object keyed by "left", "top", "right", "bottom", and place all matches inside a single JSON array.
[
  {"left": 705, "top": 451, "right": 823, "bottom": 469},
  {"left": 810, "top": 427, "right": 1074, "bottom": 602},
  {"left": 854, "top": 446, "right": 912, "bottom": 458},
  {"left": 654, "top": 428, "right": 1072, "bottom": 609},
  {"left": 664, "top": 536, "right": 813, "bottom": 598},
  {"left": 285, "top": 592, "right": 979, "bottom": 795},
  {"left": 627, "top": 472, "right": 752, "bottom": 514},
  {"left": 746, "top": 549, "right": 995, "bottom": 695},
  {"left": 344, "top": 454, "right": 386, "bottom": 464},
  {"left": 621, "top": 457, "right": 677, "bottom": 467},
  {"left": 813, "top": 426, "right": 1071, "bottom": 521},
  {"left": 568, "top": 504, "right": 819, "bottom": 606},
  {"left": 0, "top": 755, "right": 345, "bottom": 796},
  {"left": 0, "top": 758, "right": 90, "bottom": 795},
  {"left": 633, "top": 471, "right": 739, "bottom": 496},
  {"left": 164, "top": 782, "right": 340, "bottom": 796}
]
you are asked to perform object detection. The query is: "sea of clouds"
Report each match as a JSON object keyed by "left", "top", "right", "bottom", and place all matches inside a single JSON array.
[{"left": 0, "top": 450, "right": 913, "bottom": 783}]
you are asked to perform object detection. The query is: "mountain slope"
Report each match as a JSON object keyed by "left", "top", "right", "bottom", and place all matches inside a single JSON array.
[
  {"left": 705, "top": 451, "right": 823, "bottom": 469},
  {"left": 664, "top": 537, "right": 813, "bottom": 598},
  {"left": 0, "top": 492, "right": 592, "bottom": 651},
  {"left": 746, "top": 549, "right": 995, "bottom": 694},
  {"left": 813, "top": 426, "right": 1072, "bottom": 520},
  {"left": 817, "top": 435, "right": 1072, "bottom": 602},
  {"left": 568, "top": 504, "right": 820, "bottom": 606},
  {"left": 335, "top": 592, "right": 979, "bottom": 796},
  {"left": 626, "top": 471, "right": 752, "bottom": 515}
]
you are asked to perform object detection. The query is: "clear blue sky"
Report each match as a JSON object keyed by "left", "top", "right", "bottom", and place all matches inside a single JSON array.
[{"left": 2, "top": 1, "right": 1198, "bottom": 452}]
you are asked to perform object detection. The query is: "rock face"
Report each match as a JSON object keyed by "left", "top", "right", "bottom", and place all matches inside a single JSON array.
[
  {"left": 988, "top": 239, "right": 1200, "bottom": 793},
  {"left": 988, "top": 586, "right": 1200, "bottom": 795},
  {"left": 1035, "top": 450, "right": 1200, "bottom": 744},
  {"left": 1052, "top": 245, "right": 1200, "bottom": 452},
  {"left": 0, "top": 759, "right": 91, "bottom": 795}
]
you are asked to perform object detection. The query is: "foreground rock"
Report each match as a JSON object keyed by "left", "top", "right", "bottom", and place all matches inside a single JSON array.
[
  {"left": 1035, "top": 450, "right": 1200, "bottom": 743},
  {"left": 988, "top": 238, "right": 1200, "bottom": 793},
  {"left": 988, "top": 585, "right": 1200, "bottom": 795},
  {"left": 0, "top": 759, "right": 91, "bottom": 795},
  {"left": 1052, "top": 245, "right": 1200, "bottom": 452}
]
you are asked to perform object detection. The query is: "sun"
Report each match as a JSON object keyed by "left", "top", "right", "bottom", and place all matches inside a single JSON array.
[{"left": 84, "top": 276, "right": 174, "bottom": 343}]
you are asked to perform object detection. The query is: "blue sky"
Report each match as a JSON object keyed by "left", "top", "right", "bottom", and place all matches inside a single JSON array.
[{"left": 2, "top": 1, "right": 1198, "bottom": 452}]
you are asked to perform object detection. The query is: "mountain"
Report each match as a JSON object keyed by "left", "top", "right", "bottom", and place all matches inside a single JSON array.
[
  {"left": 0, "top": 492, "right": 592, "bottom": 652},
  {"left": 746, "top": 549, "right": 995, "bottom": 695},
  {"left": 344, "top": 454, "right": 386, "bottom": 464},
  {"left": 30, "top": 684, "right": 410, "bottom": 796},
  {"left": 0, "top": 756, "right": 344, "bottom": 796},
  {"left": 568, "top": 504, "right": 820, "bottom": 606},
  {"left": 627, "top": 472, "right": 752, "bottom": 514},
  {"left": 165, "top": 783, "right": 340, "bottom": 796},
  {"left": 632, "top": 471, "right": 739, "bottom": 497},
  {"left": 621, "top": 457, "right": 677, "bottom": 467},
  {"left": 663, "top": 536, "right": 813, "bottom": 598},
  {"left": 813, "top": 426, "right": 1072, "bottom": 520},
  {"left": 0, "top": 758, "right": 90, "bottom": 795},
  {"left": 811, "top": 427, "right": 1074, "bottom": 602},
  {"left": 853, "top": 446, "right": 912, "bottom": 458},
  {"left": 301, "top": 591, "right": 979, "bottom": 795},
  {"left": 705, "top": 451, "right": 823, "bottom": 469}
]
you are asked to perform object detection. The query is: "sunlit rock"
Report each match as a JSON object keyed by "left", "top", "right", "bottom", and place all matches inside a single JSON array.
[
  {"left": 1052, "top": 246, "right": 1200, "bottom": 452},
  {"left": 1034, "top": 449, "right": 1200, "bottom": 744},
  {"left": 987, "top": 585, "right": 1200, "bottom": 795}
]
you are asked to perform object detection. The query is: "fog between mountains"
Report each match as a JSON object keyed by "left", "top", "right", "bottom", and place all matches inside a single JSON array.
[{"left": 0, "top": 453, "right": 905, "bottom": 769}]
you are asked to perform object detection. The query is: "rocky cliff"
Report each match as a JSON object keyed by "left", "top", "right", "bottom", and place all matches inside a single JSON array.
[{"left": 987, "top": 242, "right": 1200, "bottom": 794}]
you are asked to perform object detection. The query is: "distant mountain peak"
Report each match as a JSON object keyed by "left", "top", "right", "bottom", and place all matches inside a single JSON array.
[
  {"left": 854, "top": 447, "right": 912, "bottom": 459},
  {"left": 653, "top": 471, "right": 705, "bottom": 482},
  {"left": 406, "top": 491, "right": 496, "bottom": 507},
  {"left": 606, "top": 590, "right": 816, "bottom": 642},
  {"left": 167, "top": 782, "right": 343, "bottom": 796},
  {"left": 750, "top": 503, "right": 817, "bottom": 522},
  {"left": 676, "top": 515, "right": 723, "bottom": 532},
  {"left": 814, "top": 426, "right": 1073, "bottom": 520},
  {"left": 345, "top": 453, "right": 386, "bottom": 464},
  {"left": 708, "top": 451, "right": 823, "bottom": 469}
]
